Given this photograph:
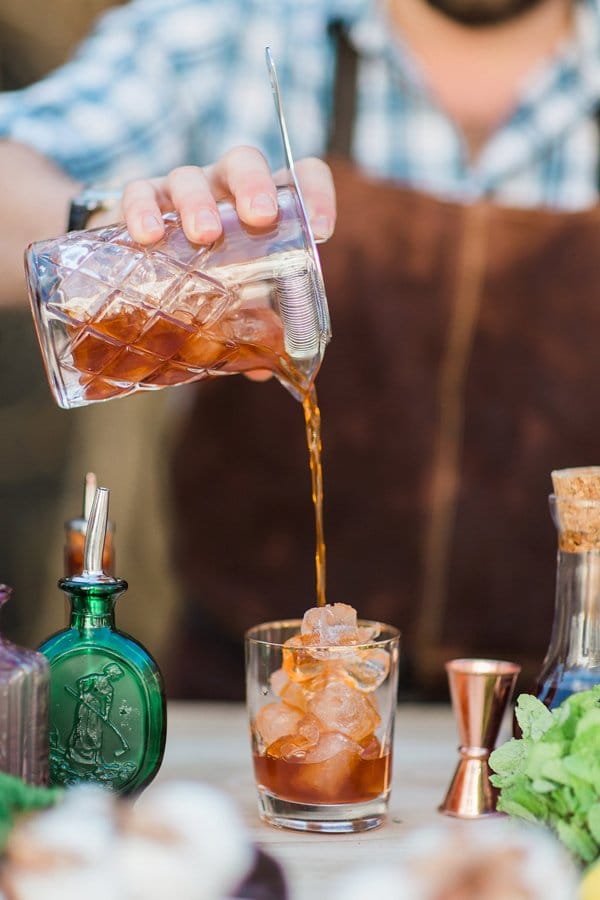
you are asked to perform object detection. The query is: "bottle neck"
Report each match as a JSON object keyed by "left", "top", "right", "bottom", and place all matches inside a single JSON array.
[
  {"left": 60, "top": 579, "right": 126, "bottom": 629},
  {"left": 546, "top": 550, "right": 600, "bottom": 669}
]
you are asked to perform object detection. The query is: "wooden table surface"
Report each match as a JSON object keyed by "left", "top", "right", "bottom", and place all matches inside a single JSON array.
[{"left": 157, "top": 702, "right": 470, "bottom": 899}]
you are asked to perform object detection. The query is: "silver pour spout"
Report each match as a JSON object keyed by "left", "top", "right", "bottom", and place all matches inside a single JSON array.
[
  {"left": 83, "top": 472, "right": 98, "bottom": 520},
  {"left": 265, "top": 47, "right": 331, "bottom": 359},
  {"left": 83, "top": 487, "right": 110, "bottom": 577}
]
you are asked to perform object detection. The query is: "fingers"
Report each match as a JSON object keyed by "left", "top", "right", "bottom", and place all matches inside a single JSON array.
[
  {"left": 205, "top": 146, "right": 278, "bottom": 227},
  {"left": 122, "top": 169, "right": 223, "bottom": 244},
  {"left": 122, "top": 151, "right": 337, "bottom": 247},
  {"left": 166, "top": 166, "right": 222, "bottom": 243},
  {"left": 207, "top": 149, "right": 337, "bottom": 240},
  {"left": 294, "top": 157, "right": 336, "bottom": 241},
  {"left": 121, "top": 179, "right": 166, "bottom": 244}
]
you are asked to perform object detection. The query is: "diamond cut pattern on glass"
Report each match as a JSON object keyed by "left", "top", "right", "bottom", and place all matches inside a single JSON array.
[
  {"left": 94, "top": 294, "right": 147, "bottom": 344},
  {"left": 122, "top": 255, "right": 188, "bottom": 305},
  {"left": 80, "top": 243, "right": 143, "bottom": 287},
  {"left": 100, "top": 346, "right": 163, "bottom": 382},
  {"left": 57, "top": 268, "right": 117, "bottom": 322},
  {"left": 154, "top": 219, "right": 207, "bottom": 266},
  {"left": 26, "top": 188, "right": 325, "bottom": 408},
  {"left": 69, "top": 328, "right": 122, "bottom": 374},
  {"left": 159, "top": 271, "right": 230, "bottom": 327},
  {"left": 136, "top": 311, "right": 194, "bottom": 356},
  {"left": 78, "top": 376, "right": 137, "bottom": 402},
  {"left": 175, "top": 332, "right": 237, "bottom": 372},
  {"left": 58, "top": 237, "right": 98, "bottom": 269}
]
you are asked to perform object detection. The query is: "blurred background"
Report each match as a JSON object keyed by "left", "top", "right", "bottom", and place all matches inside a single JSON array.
[{"left": 0, "top": 0, "right": 180, "bottom": 673}]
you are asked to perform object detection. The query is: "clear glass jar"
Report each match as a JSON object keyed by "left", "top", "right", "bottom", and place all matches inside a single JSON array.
[{"left": 535, "top": 493, "right": 600, "bottom": 707}]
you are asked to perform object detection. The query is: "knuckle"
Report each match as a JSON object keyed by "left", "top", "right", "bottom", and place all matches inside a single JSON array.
[
  {"left": 224, "top": 144, "right": 265, "bottom": 161},
  {"left": 170, "top": 165, "right": 204, "bottom": 181},
  {"left": 122, "top": 179, "right": 149, "bottom": 206},
  {"left": 125, "top": 178, "right": 150, "bottom": 192},
  {"left": 223, "top": 145, "right": 270, "bottom": 176},
  {"left": 168, "top": 166, "right": 210, "bottom": 203},
  {"left": 301, "top": 156, "right": 334, "bottom": 183},
  {"left": 179, "top": 198, "right": 215, "bottom": 219}
]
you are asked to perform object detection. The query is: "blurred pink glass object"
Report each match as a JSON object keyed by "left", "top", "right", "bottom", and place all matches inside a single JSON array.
[
  {"left": 0, "top": 585, "right": 50, "bottom": 785},
  {"left": 245, "top": 618, "right": 400, "bottom": 832}
]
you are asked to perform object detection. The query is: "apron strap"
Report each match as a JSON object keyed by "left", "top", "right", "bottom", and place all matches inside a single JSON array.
[{"left": 327, "top": 20, "right": 358, "bottom": 159}]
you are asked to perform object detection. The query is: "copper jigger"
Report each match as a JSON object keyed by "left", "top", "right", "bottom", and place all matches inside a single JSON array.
[{"left": 439, "top": 658, "right": 520, "bottom": 818}]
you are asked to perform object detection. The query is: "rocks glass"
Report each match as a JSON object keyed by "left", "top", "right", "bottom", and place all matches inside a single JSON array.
[{"left": 246, "top": 618, "right": 400, "bottom": 832}]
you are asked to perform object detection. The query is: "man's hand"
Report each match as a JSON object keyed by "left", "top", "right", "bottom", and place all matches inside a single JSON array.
[
  {"left": 0, "top": 141, "right": 335, "bottom": 310},
  {"left": 120, "top": 147, "right": 336, "bottom": 246}
]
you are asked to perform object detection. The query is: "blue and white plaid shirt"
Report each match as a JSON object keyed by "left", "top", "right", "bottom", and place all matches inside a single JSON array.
[{"left": 1, "top": 0, "right": 600, "bottom": 209}]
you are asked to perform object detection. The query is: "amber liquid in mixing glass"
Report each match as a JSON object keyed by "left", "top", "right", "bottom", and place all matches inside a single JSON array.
[{"left": 68, "top": 299, "right": 289, "bottom": 402}]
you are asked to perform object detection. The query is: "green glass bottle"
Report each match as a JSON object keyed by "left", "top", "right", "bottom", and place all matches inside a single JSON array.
[{"left": 39, "top": 487, "right": 166, "bottom": 794}]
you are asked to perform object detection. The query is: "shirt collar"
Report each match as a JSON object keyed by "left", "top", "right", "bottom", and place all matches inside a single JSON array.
[
  {"left": 344, "top": 0, "right": 600, "bottom": 189},
  {"left": 477, "top": 0, "right": 600, "bottom": 188},
  {"left": 345, "top": 0, "right": 425, "bottom": 90}
]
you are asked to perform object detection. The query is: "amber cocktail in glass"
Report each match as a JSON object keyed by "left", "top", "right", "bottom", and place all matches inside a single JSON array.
[{"left": 246, "top": 608, "right": 400, "bottom": 832}]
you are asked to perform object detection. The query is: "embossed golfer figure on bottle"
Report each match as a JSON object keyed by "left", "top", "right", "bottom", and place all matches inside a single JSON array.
[
  {"left": 39, "top": 487, "right": 166, "bottom": 793},
  {"left": 66, "top": 662, "right": 126, "bottom": 768}
]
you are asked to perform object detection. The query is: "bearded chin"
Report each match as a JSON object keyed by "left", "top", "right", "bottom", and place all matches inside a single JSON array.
[{"left": 424, "top": 0, "right": 548, "bottom": 26}]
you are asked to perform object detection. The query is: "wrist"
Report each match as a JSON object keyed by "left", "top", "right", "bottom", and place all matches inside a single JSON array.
[{"left": 67, "top": 187, "right": 123, "bottom": 231}]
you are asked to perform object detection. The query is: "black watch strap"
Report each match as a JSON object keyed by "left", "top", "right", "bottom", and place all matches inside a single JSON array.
[{"left": 67, "top": 188, "right": 122, "bottom": 232}]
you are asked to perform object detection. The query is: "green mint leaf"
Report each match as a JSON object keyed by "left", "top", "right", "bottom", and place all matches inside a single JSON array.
[
  {"left": 515, "top": 694, "right": 554, "bottom": 741},
  {"left": 587, "top": 804, "right": 600, "bottom": 845},
  {"left": 496, "top": 778, "right": 550, "bottom": 822},
  {"left": 540, "top": 757, "right": 572, "bottom": 787},
  {"left": 496, "top": 794, "right": 540, "bottom": 824},
  {"left": 550, "top": 790, "right": 571, "bottom": 820},
  {"left": 524, "top": 741, "right": 563, "bottom": 780},
  {"left": 493, "top": 687, "right": 600, "bottom": 865},
  {"left": 531, "top": 778, "right": 557, "bottom": 793},
  {"left": 555, "top": 819, "right": 599, "bottom": 865},
  {"left": 565, "top": 685, "right": 600, "bottom": 713},
  {"left": 563, "top": 754, "right": 600, "bottom": 794},
  {"left": 571, "top": 778, "right": 598, "bottom": 813},
  {"left": 0, "top": 771, "right": 62, "bottom": 853},
  {"left": 489, "top": 739, "right": 528, "bottom": 783},
  {"left": 564, "top": 787, "right": 580, "bottom": 816},
  {"left": 575, "top": 707, "right": 600, "bottom": 738}
]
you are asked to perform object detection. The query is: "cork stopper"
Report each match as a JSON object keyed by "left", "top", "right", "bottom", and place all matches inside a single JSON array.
[{"left": 551, "top": 467, "right": 600, "bottom": 552}]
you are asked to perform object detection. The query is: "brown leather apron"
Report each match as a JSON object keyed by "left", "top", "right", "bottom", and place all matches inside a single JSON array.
[{"left": 165, "top": 34, "right": 600, "bottom": 701}]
